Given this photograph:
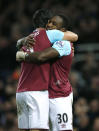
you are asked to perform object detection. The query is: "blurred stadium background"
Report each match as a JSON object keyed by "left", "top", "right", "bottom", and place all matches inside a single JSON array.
[{"left": 0, "top": 0, "right": 99, "bottom": 131}]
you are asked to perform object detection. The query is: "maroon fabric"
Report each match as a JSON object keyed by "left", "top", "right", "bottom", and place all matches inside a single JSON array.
[
  {"left": 60, "top": 130, "right": 72, "bottom": 131},
  {"left": 17, "top": 29, "right": 51, "bottom": 92},
  {"left": 49, "top": 43, "right": 73, "bottom": 98}
]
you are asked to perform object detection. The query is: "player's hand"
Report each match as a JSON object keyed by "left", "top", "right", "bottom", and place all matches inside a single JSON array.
[
  {"left": 72, "top": 46, "right": 74, "bottom": 57},
  {"left": 16, "top": 34, "right": 35, "bottom": 50},
  {"left": 16, "top": 38, "right": 25, "bottom": 50},
  {"left": 25, "top": 34, "right": 35, "bottom": 47},
  {"left": 16, "top": 51, "right": 27, "bottom": 62}
]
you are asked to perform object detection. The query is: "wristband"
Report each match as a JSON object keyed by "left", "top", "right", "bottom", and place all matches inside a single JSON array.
[{"left": 24, "top": 52, "right": 29, "bottom": 61}]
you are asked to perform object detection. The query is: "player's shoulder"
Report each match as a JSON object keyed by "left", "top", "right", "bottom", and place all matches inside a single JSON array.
[
  {"left": 46, "top": 29, "right": 62, "bottom": 33},
  {"left": 33, "top": 29, "right": 46, "bottom": 37}
]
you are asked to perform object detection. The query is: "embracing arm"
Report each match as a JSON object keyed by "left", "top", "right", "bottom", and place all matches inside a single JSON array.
[
  {"left": 26, "top": 48, "right": 59, "bottom": 63},
  {"left": 63, "top": 31, "right": 78, "bottom": 42},
  {"left": 16, "top": 47, "right": 59, "bottom": 63},
  {"left": 47, "top": 29, "right": 78, "bottom": 44},
  {"left": 16, "top": 37, "right": 27, "bottom": 50},
  {"left": 16, "top": 30, "right": 78, "bottom": 50},
  {"left": 16, "top": 40, "right": 72, "bottom": 63},
  {"left": 16, "top": 34, "right": 35, "bottom": 50}
]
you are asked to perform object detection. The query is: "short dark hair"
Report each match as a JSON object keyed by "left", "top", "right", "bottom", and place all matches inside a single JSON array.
[
  {"left": 58, "top": 14, "right": 70, "bottom": 30},
  {"left": 32, "top": 9, "right": 53, "bottom": 29}
]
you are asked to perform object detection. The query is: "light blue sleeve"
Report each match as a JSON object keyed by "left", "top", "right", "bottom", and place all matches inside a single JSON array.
[
  {"left": 46, "top": 30, "right": 64, "bottom": 44},
  {"left": 52, "top": 40, "right": 71, "bottom": 57}
]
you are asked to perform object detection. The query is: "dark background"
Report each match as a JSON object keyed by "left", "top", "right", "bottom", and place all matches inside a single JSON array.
[{"left": 0, "top": 0, "right": 99, "bottom": 131}]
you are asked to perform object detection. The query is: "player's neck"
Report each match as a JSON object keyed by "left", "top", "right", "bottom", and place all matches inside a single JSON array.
[{"left": 37, "top": 27, "right": 45, "bottom": 30}]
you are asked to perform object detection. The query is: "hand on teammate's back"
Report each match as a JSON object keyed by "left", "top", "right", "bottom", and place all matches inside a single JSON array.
[
  {"left": 25, "top": 34, "right": 36, "bottom": 47},
  {"left": 72, "top": 46, "right": 74, "bottom": 57},
  {"left": 16, "top": 34, "right": 35, "bottom": 50}
]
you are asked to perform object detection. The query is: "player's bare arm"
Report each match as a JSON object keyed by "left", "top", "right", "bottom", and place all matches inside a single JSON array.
[
  {"left": 16, "top": 41, "right": 74, "bottom": 63},
  {"left": 63, "top": 31, "right": 78, "bottom": 42},
  {"left": 16, "top": 47, "right": 59, "bottom": 63},
  {"left": 25, "top": 46, "right": 75, "bottom": 62}
]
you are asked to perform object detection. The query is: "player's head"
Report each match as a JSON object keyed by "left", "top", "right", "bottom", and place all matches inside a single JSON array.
[
  {"left": 46, "top": 14, "right": 69, "bottom": 31},
  {"left": 32, "top": 9, "right": 53, "bottom": 29}
]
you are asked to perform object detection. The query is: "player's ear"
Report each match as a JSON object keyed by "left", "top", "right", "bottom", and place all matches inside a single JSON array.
[{"left": 60, "top": 28, "right": 66, "bottom": 32}]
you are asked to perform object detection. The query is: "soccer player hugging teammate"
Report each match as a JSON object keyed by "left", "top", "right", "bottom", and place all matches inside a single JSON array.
[{"left": 16, "top": 9, "right": 78, "bottom": 131}]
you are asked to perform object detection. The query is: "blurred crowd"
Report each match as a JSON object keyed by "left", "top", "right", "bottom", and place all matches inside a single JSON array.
[{"left": 0, "top": 0, "right": 99, "bottom": 131}]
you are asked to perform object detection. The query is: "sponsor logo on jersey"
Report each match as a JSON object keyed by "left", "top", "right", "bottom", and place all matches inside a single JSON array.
[
  {"left": 54, "top": 80, "right": 61, "bottom": 85},
  {"left": 61, "top": 124, "right": 66, "bottom": 128}
]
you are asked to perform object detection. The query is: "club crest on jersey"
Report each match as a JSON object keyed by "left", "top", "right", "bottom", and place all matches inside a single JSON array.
[
  {"left": 54, "top": 80, "right": 61, "bottom": 85},
  {"left": 56, "top": 41, "right": 64, "bottom": 47}
]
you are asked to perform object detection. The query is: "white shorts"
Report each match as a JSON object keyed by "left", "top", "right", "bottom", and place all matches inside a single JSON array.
[
  {"left": 16, "top": 91, "right": 49, "bottom": 129},
  {"left": 49, "top": 93, "right": 73, "bottom": 131}
]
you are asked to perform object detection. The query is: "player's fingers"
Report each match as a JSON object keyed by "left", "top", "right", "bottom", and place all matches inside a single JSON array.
[
  {"left": 27, "top": 39, "right": 35, "bottom": 43},
  {"left": 72, "top": 47, "right": 74, "bottom": 52},
  {"left": 72, "top": 46, "right": 74, "bottom": 50},
  {"left": 28, "top": 40, "right": 35, "bottom": 45},
  {"left": 28, "top": 34, "right": 35, "bottom": 41},
  {"left": 28, "top": 34, "right": 35, "bottom": 40},
  {"left": 72, "top": 47, "right": 74, "bottom": 57},
  {"left": 26, "top": 40, "right": 35, "bottom": 46},
  {"left": 29, "top": 34, "right": 34, "bottom": 37},
  {"left": 26, "top": 34, "right": 35, "bottom": 46},
  {"left": 28, "top": 37, "right": 35, "bottom": 42}
]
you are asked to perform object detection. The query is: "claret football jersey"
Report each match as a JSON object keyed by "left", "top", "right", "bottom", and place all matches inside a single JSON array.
[
  {"left": 17, "top": 29, "right": 51, "bottom": 92},
  {"left": 49, "top": 43, "right": 73, "bottom": 98}
]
